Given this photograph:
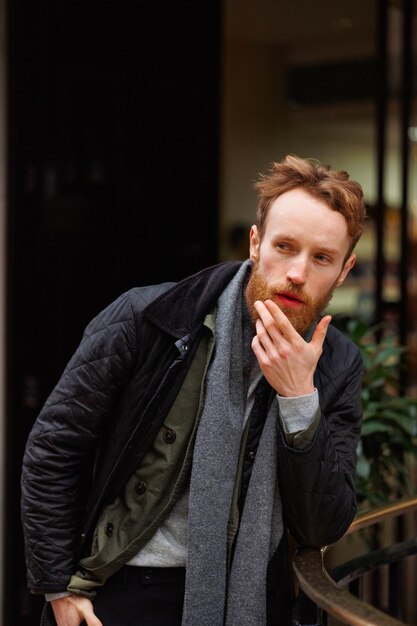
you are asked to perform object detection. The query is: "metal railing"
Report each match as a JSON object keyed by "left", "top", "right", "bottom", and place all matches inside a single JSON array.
[{"left": 292, "top": 496, "right": 417, "bottom": 626}]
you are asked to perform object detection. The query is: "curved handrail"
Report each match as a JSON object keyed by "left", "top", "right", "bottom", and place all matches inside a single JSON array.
[
  {"left": 292, "top": 496, "right": 417, "bottom": 626},
  {"left": 346, "top": 495, "right": 417, "bottom": 535},
  {"left": 293, "top": 547, "right": 404, "bottom": 626}
]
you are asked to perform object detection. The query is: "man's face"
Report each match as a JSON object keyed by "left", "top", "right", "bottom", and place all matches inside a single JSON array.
[{"left": 246, "top": 187, "right": 356, "bottom": 335}]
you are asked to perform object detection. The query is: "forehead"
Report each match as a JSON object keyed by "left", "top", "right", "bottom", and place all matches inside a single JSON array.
[{"left": 264, "top": 188, "right": 350, "bottom": 251}]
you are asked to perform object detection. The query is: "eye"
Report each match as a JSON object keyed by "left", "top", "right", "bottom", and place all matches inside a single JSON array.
[
  {"left": 315, "top": 254, "right": 331, "bottom": 264},
  {"left": 276, "top": 242, "right": 290, "bottom": 251}
]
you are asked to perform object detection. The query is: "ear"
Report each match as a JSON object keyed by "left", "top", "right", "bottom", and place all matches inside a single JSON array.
[
  {"left": 336, "top": 252, "right": 356, "bottom": 287},
  {"left": 249, "top": 225, "right": 260, "bottom": 262}
]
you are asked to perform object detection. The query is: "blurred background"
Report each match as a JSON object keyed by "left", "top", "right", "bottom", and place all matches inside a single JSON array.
[{"left": 1, "top": 0, "right": 417, "bottom": 624}]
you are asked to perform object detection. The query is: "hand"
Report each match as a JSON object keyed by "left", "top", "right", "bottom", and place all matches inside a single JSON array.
[
  {"left": 51, "top": 595, "right": 102, "bottom": 626},
  {"left": 251, "top": 299, "right": 331, "bottom": 397}
]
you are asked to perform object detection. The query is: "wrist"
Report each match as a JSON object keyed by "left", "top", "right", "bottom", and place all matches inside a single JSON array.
[{"left": 278, "top": 385, "right": 315, "bottom": 398}]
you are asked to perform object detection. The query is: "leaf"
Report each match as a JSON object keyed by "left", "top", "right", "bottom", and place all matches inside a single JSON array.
[
  {"left": 367, "top": 377, "right": 387, "bottom": 389},
  {"left": 356, "top": 455, "right": 371, "bottom": 479},
  {"left": 361, "top": 421, "right": 392, "bottom": 436},
  {"left": 380, "top": 412, "right": 417, "bottom": 436},
  {"left": 343, "top": 319, "right": 416, "bottom": 505},
  {"left": 346, "top": 319, "right": 369, "bottom": 342}
]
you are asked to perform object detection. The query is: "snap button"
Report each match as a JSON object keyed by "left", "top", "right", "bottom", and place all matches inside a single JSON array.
[
  {"left": 248, "top": 451, "right": 256, "bottom": 462},
  {"left": 104, "top": 522, "right": 114, "bottom": 537},
  {"left": 135, "top": 480, "right": 147, "bottom": 495},
  {"left": 163, "top": 429, "right": 176, "bottom": 444},
  {"left": 144, "top": 568, "right": 153, "bottom": 581}
]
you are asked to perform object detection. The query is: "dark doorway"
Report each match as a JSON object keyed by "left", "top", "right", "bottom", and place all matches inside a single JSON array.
[{"left": 6, "top": 2, "right": 220, "bottom": 624}]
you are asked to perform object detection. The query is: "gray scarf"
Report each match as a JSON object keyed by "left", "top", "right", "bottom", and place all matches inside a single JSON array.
[{"left": 182, "top": 260, "right": 283, "bottom": 626}]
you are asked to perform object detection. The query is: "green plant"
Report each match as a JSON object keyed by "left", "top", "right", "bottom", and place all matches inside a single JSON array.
[{"left": 346, "top": 319, "right": 417, "bottom": 507}]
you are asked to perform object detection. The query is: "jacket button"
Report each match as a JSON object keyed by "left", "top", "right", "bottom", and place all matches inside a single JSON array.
[
  {"left": 163, "top": 429, "right": 176, "bottom": 444},
  {"left": 135, "top": 480, "right": 147, "bottom": 495},
  {"left": 104, "top": 522, "right": 114, "bottom": 537},
  {"left": 248, "top": 451, "right": 256, "bottom": 462},
  {"left": 144, "top": 568, "right": 153, "bottom": 581}
]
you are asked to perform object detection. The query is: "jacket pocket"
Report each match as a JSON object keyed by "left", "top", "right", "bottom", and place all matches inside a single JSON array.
[{"left": 40, "top": 602, "right": 56, "bottom": 626}]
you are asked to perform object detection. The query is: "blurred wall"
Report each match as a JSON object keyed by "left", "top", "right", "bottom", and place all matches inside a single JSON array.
[
  {"left": 219, "top": 1, "right": 414, "bottom": 260},
  {"left": 0, "top": 0, "right": 6, "bottom": 619},
  {"left": 6, "top": 3, "right": 221, "bottom": 624}
]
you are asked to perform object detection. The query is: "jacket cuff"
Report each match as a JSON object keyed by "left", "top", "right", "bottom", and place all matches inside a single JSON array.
[{"left": 45, "top": 591, "right": 72, "bottom": 602}]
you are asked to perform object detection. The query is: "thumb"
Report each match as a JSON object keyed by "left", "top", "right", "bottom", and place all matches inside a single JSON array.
[
  {"left": 311, "top": 315, "right": 332, "bottom": 349},
  {"left": 85, "top": 616, "right": 103, "bottom": 626},
  {"left": 83, "top": 611, "right": 103, "bottom": 626},
  {"left": 73, "top": 598, "right": 103, "bottom": 626}
]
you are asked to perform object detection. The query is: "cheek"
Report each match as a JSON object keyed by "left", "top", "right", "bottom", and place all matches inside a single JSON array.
[
  {"left": 313, "top": 272, "right": 339, "bottom": 296},
  {"left": 258, "top": 248, "right": 281, "bottom": 273},
  {"left": 259, "top": 260, "right": 280, "bottom": 284}
]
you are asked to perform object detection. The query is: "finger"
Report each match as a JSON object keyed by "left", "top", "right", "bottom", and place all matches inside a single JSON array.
[
  {"left": 255, "top": 318, "right": 276, "bottom": 354},
  {"left": 253, "top": 299, "right": 271, "bottom": 324},
  {"left": 251, "top": 334, "right": 263, "bottom": 361},
  {"left": 262, "top": 299, "right": 301, "bottom": 342},
  {"left": 252, "top": 334, "right": 276, "bottom": 370},
  {"left": 254, "top": 302, "right": 287, "bottom": 345},
  {"left": 310, "top": 315, "right": 332, "bottom": 350}
]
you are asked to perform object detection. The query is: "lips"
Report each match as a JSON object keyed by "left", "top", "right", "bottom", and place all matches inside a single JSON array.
[{"left": 275, "top": 292, "right": 304, "bottom": 308}]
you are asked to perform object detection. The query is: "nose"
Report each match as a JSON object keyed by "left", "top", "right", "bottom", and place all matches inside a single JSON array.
[{"left": 286, "top": 256, "right": 308, "bottom": 285}]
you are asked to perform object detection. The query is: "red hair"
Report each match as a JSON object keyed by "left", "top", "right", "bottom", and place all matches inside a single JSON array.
[{"left": 255, "top": 155, "right": 367, "bottom": 250}]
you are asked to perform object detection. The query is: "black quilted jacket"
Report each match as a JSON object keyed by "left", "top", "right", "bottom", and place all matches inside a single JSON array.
[{"left": 21, "top": 261, "right": 363, "bottom": 619}]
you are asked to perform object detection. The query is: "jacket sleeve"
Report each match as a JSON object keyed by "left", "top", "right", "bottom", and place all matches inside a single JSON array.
[
  {"left": 21, "top": 291, "right": 138, "bottom": 594},
  {"left": 277, "top": 346, "right": 363, "bottom": 548}
]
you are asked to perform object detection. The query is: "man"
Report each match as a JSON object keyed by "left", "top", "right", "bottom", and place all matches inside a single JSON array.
[{"left": 22, "top": 155, "right": 366, "bottom": 626}]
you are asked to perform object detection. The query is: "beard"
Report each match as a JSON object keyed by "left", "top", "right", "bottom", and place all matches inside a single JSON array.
[{"left": 245, "top": 261, "right": 336, "bottom": 336}]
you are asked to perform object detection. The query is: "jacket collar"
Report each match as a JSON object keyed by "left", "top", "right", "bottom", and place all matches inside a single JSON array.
[{"left": 143, "top": 261, "right": 245, "bottom": 339}]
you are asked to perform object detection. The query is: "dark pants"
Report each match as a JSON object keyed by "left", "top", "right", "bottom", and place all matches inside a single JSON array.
[{"left": 89, "top": 566, "right": 186, "bottom": 626}]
